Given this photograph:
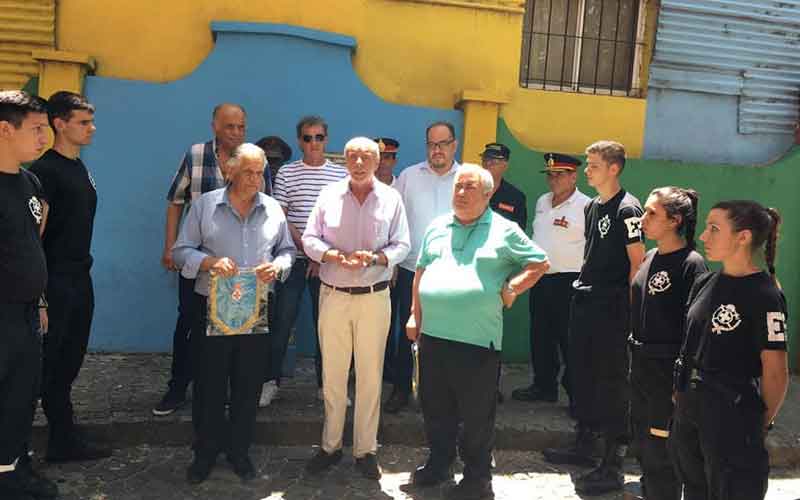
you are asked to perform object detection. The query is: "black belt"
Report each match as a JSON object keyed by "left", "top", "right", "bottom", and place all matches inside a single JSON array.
[
  {"left": 323, "top": 281, "right": 389, "bottom": 295},
  {"left": 628, "top": 334, "right": 681, "bottom": 358},
  {"left": 572, "top": 281, "right": 627, "bottom": 298}
]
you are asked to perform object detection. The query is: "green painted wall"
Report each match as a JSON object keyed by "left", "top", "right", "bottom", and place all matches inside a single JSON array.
[{"left": 497, "top": 119, "right": 800, "bottom": 371}]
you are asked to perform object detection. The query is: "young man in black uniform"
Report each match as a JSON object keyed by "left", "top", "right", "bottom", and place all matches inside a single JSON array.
[
  {"left": 29, "top": 91, "right": 110, "bottom": 462},
  {"left": 670, "top": 201, "right": 788, "bottom": 500},
  {"left": 543, "top": 140, "right": 645, "bottom": 495},
  {"left": 631, "top": 187, "right": 706, "bottom": 500},
  {"left": 0, "top": 90, "right": 59, "bottom": 500}
]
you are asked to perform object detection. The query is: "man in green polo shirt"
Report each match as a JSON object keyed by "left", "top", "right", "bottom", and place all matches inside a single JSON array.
[{"left": 405, "top": 164, "right": 549, "bottom": 500}]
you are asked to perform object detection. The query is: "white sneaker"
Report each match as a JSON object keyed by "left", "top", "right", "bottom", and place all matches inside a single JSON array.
[
  {"left": 317, "top": 388, "right": 352, "bottom": 407},
  {"left": 259, "top": 381, "right": 279, "bottom": 408}
]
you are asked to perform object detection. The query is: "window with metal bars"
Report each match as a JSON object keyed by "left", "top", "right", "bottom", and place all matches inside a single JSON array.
[{"left": 520, "top": 0, "right": 646, "bottom": 96}]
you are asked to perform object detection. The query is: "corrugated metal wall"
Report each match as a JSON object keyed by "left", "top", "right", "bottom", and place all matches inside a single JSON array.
[
  {"left": 0, "top": 0, "right": 55, "bottom": 90},
  {"left": 649, "top": 0, "right": 800, "bottom": 135}
]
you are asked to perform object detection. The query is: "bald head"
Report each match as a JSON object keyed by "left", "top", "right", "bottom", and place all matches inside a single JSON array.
[{"left": 211, "top": 103, "right": 246, "bottom": 154}]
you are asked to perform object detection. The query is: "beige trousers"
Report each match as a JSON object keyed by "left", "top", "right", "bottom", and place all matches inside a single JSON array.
[{"left": 318, "top": 285, "right": 390, "bottom": 457}]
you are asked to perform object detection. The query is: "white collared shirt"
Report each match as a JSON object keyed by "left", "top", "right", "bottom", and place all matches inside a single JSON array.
[
  {"left": 531, "top": 188, "right": 591, "bottom": 274},
  {"left": 393, "top": 160, "right": 461, "bottom": 271}
]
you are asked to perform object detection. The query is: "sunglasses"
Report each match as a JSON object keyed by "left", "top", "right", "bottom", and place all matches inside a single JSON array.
[
  {"left": 302, "top": 134, "right": 327, "bottom": 143},
  {"left": 381, "top": 153, "right": 397, "bottom": 160}
]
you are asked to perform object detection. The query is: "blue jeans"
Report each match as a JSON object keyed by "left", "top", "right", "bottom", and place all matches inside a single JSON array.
[{"left": 269, "top": 259, "right": 322, "bottom": 387}]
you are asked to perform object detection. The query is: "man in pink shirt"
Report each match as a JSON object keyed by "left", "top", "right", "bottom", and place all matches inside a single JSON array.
[{"left": 302, "top": 137, "right": 410, "bottom": 480}]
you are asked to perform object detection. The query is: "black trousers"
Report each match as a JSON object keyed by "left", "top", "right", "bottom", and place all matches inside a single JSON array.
[
  {"left": 167, "top": 275, "right": 196, "bottom": 394},
  {"left": 0, "top": 303, "right": 40, "bottom": 466},
  {"left": 268, "top": 259, "right": 322, "bottom": 387},
  {"left": 568, "top": 290, "right": 630, "bottom": 439},
  {"left": 669, "top": 387, "right": 769, "bottom": 500},
  {"left": 193, "top": 295, "right": 271, "bottom": 459},
  {"left": 528, "top": 272, "right": 578, "bottom": 395},
  {"left": 419, "top": 334, "right": 499, "bottom": 481},
  {"left": 41, "top": 271, "right": 94, "bottom": 436},
  {"left": 388, "top": 268, "right": 414, "bottom": 394},
  {"left": 631, "top": 352, "right": 680, "bottom": 500}
]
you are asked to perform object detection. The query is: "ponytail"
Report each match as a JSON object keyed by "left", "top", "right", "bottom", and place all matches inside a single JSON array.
[
  {"left": 765, "top": 207, "right": 781, "bottom": 278},
  {"left": 682, "top": 188, "right": 699, "bottom": 250}
]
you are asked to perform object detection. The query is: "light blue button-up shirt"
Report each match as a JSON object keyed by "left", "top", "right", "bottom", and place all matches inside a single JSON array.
[
  {"left": 393, "top": 160, "right": 460, "bottom": 271},
  {"left": 173, "top": 187, "right": 296, "bottom": 296}
]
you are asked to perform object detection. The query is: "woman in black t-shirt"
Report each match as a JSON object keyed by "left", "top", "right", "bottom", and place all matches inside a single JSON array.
[
  {"left": 669, "top": 200, "right": 789, "bottom": 500},
  {"left": 631, "top": 187, "right": 706, "bottom": 500}
]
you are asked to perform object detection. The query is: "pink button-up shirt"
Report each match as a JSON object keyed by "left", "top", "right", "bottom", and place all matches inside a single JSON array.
[{"left": 302, "top": 177, "right": 410, "bottom": 287}]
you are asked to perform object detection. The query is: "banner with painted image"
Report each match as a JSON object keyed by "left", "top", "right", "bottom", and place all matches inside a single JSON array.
[{"left": 207, "top": 268, "right": 269, "bottom": 336}]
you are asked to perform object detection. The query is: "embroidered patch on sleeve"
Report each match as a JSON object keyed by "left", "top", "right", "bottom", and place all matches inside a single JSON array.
[
  {"left": 767, "top": 311, "right": 787, "bottom": 343},
  {"left": 624, "top": 216, "right": 642, "bottom": 239}
]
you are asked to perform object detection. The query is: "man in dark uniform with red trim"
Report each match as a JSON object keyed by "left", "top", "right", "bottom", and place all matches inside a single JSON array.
[{"left": 481, "top": 142, "right": 527, "bottom": 404}]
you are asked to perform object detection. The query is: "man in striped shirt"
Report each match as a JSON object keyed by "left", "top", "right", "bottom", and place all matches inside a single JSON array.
[{"left": 261, "top": 116, "right": 348, "bottom": 407}]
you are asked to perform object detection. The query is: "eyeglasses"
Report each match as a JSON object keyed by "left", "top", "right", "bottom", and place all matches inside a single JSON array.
[
  {"left": 302, "top": 134, "right": 326, "bottom": 143},
  {"left": 381, "top": 153, "right": 397, "bottom": 160},
  {"left": 426, "top": 139, "right": 455, "bottom": 150}
]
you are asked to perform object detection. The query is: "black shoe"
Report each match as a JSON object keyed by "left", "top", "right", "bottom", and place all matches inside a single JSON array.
[
  {"left": 187, "top": 456, "right": 215, "bottom": 484},
  {"left": 511, "top": 385, "right": 557, "bottom": 403},
  {"left": 153, "top": 389, "right": 187, "bottom": 416},
  {"left": 305, "top": 448, "right": 342, "bottom": 475},
  {"left": 574, "top": 438, "right": 625, "bottom": 495},
  {"left": 0, "top": 471, "right": 36, "bottom": 500},
  {"left": 383, "top": 389, "right": 409, "bottom": 414},
  {"left": 444, "top": 477, "right": 494, "bottom": 500},
  {"left": 46, "top": 437, "right": 112, "bottom": 463},
  {"left": 542, "top": 426, "right": 598, "bottom": 467},
  {"left": 411, "top": 463, "right": 454, "bottom": 487},
  {"left": 574, "top": 463, "right": 623, "bottom": 495},
  {"left": 354, "top": 453, "right": 382, "bottom": 480},
  {"left": 227, "top": 455, "right": 256, "bottom": 482},
  {"left": 15, "top": 458, "right": 58, "bottom": 498}
]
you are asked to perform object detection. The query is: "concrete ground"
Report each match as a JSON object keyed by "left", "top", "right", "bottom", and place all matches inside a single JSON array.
[{"left": 26, "top": 354, "right": 800, "bottom": 499}]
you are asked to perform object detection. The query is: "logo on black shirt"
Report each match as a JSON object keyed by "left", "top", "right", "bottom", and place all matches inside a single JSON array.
[
  {"left": 711, "top": 304, "right": 741, "bottom": 334},
  {"left": 647, "top": 271, "right": 671, "bottom": 295},
  {"left": 598, "top": 214, "right": 611, "bottom": 238},
  {"left": 28, "top": 196, "right": 42, "bottom": 225}
]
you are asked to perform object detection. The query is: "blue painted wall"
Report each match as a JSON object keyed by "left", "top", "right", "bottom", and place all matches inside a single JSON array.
[
  {"left": 643, "top": 89, "right": 795, "bottom": 165},
  {"left": 81, "top": 22, "right": 462, "bottom": 352}
]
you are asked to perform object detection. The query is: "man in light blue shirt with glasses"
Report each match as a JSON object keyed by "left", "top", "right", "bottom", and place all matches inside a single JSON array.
[{"left": 385, "top": 121, "right": 461, "bottom": 414}]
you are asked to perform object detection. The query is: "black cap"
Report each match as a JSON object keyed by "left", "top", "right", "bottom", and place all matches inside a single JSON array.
[
  {"left": 373, "top": 137, "right": 399, "bottom": 154},
  {"left": 481, "top": 142, "right": 510, "bottom": 161},
  {"left": 542, "top": 152, "right": 581, "bottom": 173},
  {"left": 255, "top": 136, "right": 292, "bottom": 163}
]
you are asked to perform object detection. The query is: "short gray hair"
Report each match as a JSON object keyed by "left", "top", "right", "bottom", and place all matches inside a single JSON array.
[
  {"left": 226, "top": 143, "right": 266, "bottom": 171},
  {"left": 456, "top": 163, "right": 494, "bottom": 195},
  {"left": 344, "top": 136, "right": 380, "bottom": 158}
]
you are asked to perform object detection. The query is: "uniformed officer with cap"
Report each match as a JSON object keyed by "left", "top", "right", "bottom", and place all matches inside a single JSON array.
[
  {"left": 255, "top": 135, "right": 292, "bottom": 190},
  {"left": 480, "top": 142, "right": 527, "bottom": 403},
  {"left": 482, "top": 143, "right": 526, "bottom": 232},
  {"left": 512, "top": 153, "right": 589, "bottom": 411},
  {"left": 372, "top": 137, "right": 402, "bottom": 395},
  {"left": 374, "top": 137, "right": 399, "bottom": 186}
]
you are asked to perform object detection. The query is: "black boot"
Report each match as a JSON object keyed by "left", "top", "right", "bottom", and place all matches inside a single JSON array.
[
  {"left": 542, "top": 425, "right": 598, "bottom": 467},
  {"left": 575, "top": 438, "right": 625, "bottom": 495}
]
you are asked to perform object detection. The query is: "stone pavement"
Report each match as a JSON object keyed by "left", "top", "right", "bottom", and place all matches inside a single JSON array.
[
  {"left": 36, "top": 445, "right": 800, "bottom": 500},
  {"left": 32, "top": 354, "right": 800, "bottom": 468}
]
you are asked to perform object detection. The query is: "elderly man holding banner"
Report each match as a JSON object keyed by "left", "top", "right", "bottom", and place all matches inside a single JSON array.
[{"left": 173, "top": 143, "right": 296, "bottom": 485}]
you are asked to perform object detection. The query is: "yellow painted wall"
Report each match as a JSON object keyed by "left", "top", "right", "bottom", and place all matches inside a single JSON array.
[
  {"left": 501, "top": 88, "right": 647, "bottom": 157},
  {"left": 55, "top": 0, "right": 651, "bottom": 156}
]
